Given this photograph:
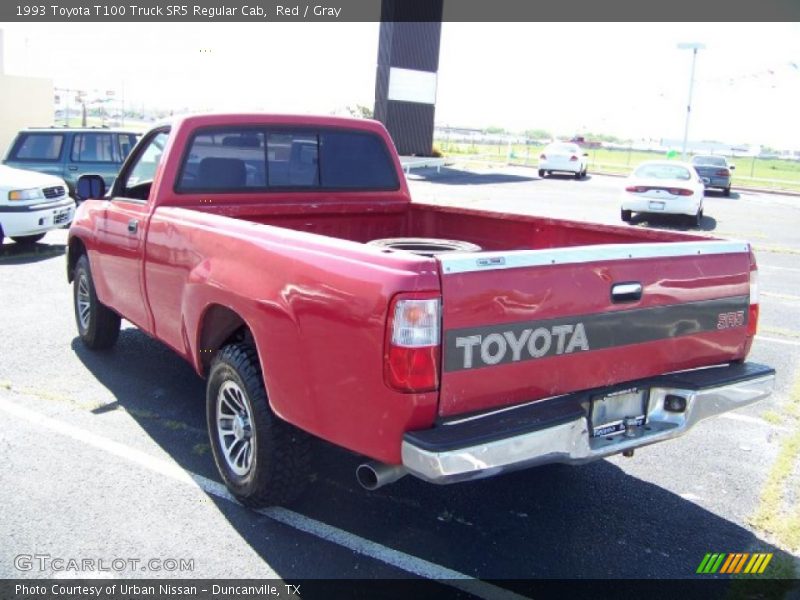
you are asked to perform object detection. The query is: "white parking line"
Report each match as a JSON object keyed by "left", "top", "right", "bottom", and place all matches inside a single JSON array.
[
  {"left": 759, "top": 265, "right": 800, "bottom": 274},
  {"left": 0, "top": 397, "right": 526, "bottom": 600},
  {"left": 755, "top": 335, "right": 800, "bottom": 347},
  {"left": 761, "top": 291, "right": 800, "bottom": 302}
]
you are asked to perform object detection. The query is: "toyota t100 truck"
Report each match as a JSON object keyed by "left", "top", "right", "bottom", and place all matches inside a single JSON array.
[{"left": 66, "top": 114, "right": 774, "bottom": 507}]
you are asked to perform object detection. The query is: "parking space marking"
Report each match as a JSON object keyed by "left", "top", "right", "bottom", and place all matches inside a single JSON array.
[
  {"left": 760, "top": 265, "right": 800, "bottom": 274},
  {"left": 762, "top": 291, "right": 800, "bottom": 303},
  {"left": 756, "top": 335, "right": 800, "bottom": 347},
  {"left": 0, "top": 396, "right": 525, "bottom": 600}
]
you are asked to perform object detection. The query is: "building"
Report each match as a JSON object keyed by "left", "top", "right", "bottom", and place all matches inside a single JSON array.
[{"left": 0, "top": 29, "right": 54, "bottom": 157}]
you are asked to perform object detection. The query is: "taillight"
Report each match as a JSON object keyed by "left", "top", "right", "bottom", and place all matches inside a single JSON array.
[
  {"left": 667, "top": 188, "right": 694, "bottom": 196},
  {"left": 747, "top": 251, "right": 759, "bottom": 338},
  {"left": 569, "top": 155, "right": 578, "bottom": 161},
  {"left": 539, "top": 154, "right": 547, "bottom": 160},
  {"left": 716, "top": 169, "right": 730, "bottom": 177},
  {"left": 385, "top": 293, "right": 441, "bottom": 393},
  {"left": 625, "top": 185, "right": 648, "bottom": 193}
]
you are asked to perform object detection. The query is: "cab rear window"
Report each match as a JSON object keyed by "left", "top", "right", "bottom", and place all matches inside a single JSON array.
[
  {"left": 10, "top": 133, "right": 65, "bottom": 161},
  {"left": 177, "top": 127, "right": 399, "bottom": 192}
]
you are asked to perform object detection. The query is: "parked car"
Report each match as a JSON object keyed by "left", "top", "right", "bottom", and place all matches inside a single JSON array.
[
  {"left": 621, "top": 160, "right": 705, "bottom": 226},
  {"left": 691, "top": 155, "right": 735, "bottom": 196},
  {"left": 538, "top": 142, "right": 588, "bottom": 179},
  {"left": 3, "top": 127, "right": 140, "bottom": 196},
  {"left": 0, "top": 164, "right": 75, "bottom": 245},
  {"left": 68, "top": 114, "right": 773, "bottom": 507}
]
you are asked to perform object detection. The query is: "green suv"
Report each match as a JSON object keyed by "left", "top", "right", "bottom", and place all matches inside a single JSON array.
[{"left": 3, "top": 127, "right": 140, "bottom": 196}]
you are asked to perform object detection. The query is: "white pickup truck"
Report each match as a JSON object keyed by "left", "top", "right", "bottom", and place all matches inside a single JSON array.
[{"left": 0, "top": 165, "right": 75, "bottom": 246}]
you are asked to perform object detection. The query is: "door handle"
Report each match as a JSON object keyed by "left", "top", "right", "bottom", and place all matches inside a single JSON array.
[
  {"left": 611, "top": 282, "right": 642, "bottom": 303},
  {"left": 68, "top": 166, "right": 79, "bottom": 171},
  {"left": 128, "top": 219, "right": 138, "bottom": 234}
]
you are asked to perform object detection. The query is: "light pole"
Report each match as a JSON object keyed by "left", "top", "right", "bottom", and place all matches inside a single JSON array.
[{"left": 677, "top": 42, "right": 705, "bottom": 160}]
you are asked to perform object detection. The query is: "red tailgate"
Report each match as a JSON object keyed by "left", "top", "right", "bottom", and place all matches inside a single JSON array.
[{"left": 436, "top": 241, "right": 753, "bottom": 417}]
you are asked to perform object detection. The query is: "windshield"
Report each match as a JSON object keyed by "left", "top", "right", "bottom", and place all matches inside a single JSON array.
[{"left": 633, "top": 163, "right": 692, "bottom": 180}]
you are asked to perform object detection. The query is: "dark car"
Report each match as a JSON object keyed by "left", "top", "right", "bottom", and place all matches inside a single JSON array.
[
  {"left": 3, "top": 127, "right": 140, "bottom": 196},
  {"left": 691, "top": 155, "right": 735, "bottom": 196}
]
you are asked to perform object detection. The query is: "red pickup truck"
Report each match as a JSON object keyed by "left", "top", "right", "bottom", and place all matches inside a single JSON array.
[{"left": 67, "top": 114, "right": 775, "bottom": 507}]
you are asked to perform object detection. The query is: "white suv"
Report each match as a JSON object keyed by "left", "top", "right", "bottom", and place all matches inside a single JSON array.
[{"left": 0, "top": 165, "right": 75, "bottom": 246}]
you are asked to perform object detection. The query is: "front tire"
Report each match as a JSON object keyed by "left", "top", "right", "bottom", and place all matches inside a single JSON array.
[
  {"left": 621, "top": 209, "right": 632, "bottom": 222},
  {"left": 11, "top": 233, "right": 46, "bottom": 244},
  {"left": 207, "top": 343, "right": 311, "bottom": 508},
  {"left": 73, "top": 254, "right": 121, "bottom": 349},
  {"left": 538, "top": 169, "right": 546, "bottom": 178}
]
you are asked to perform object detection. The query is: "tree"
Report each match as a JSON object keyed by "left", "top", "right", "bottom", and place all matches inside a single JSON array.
[
  {"left": 524, "top": 129, "right": 552, "bottom": 140},
  {"left": 346, "top": 105, "right": 373, "bottom": 119}
]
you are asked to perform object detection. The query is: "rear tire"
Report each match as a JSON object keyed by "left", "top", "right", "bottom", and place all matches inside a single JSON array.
[
  {"left": 538, "top": 169, "right": 546, "bottom": 178},
  {"left": 73, "top": 254, "right": 121, "bottom": 350},
  {"left": 723, "top": 186, "right": 731, "bottom": 197},
  {"left": 574, "top": 170, "right": 582, "bottom": 180},
  {"left": 621, "top": 209, "right": 632, "bottom": 222},
  {"left": 693, "top": 208, "right": 703, "bottom": 227},
  {"left": 11, "top": 233, "right": 46, "bottom": 244},
  {"left": 207, "top": 343, "right": 311, "bottom": 508}
]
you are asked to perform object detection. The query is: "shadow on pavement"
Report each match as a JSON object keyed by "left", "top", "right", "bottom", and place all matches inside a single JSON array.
[
  {"left": 409, "top": 166, "right": 535, "bottom": 185},
  {"left": 541, "top": 173, "right": 594, "bottom": 182},
  {"left": 705, "top": 189, "right": 742, "bottom": 200},
  {"left": 630, "top": 214, "right": 718, "bottom": 233},
  {"left": 72, "top": 329, "right": 792, "bottom": 582},
  {"left": 0, "top": 242, "right": 66, "bottom": 265}
]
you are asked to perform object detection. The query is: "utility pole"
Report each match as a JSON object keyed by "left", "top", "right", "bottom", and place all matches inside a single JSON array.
[{"left": 677, "top": 42, "right": 705, "bottom": 160}]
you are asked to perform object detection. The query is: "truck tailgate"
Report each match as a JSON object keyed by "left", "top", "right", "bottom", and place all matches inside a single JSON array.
[{"left": 437, "top": 241, "right": 753, "bottom": 417}]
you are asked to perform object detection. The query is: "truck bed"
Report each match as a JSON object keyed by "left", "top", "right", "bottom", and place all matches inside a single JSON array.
[
  {"left": 213, "top": 200, "right": 709, "bottom": 252},
  {"left": 183, "top": 199, "right": 753, "bottom": 417}
]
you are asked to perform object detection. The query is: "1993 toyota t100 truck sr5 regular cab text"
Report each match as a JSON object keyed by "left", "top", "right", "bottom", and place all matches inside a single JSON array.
[{"left": 67, "top": 114, "right": 775, "bottom": 506}]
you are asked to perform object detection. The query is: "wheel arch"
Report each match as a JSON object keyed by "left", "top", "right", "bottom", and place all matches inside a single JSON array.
[
  {"left": 67, "top": 236, "right": 87, "bottom": 283},
  {"left": 196, "top": 304, "right": 256, "bottom": 377}
]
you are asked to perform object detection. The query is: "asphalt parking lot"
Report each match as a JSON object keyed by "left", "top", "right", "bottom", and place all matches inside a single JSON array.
[{"left": 1, "top": 169, "right": 799, "bottom": 593}]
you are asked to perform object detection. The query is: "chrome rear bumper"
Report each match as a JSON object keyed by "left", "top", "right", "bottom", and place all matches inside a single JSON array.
[{"left": 401, "top": 362, "right": 775, "bottom": 484}]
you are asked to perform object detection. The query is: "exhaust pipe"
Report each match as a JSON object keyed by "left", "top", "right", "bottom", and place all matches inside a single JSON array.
[{"left": 356, "top": 461, "right": 407, "bottom": 491}]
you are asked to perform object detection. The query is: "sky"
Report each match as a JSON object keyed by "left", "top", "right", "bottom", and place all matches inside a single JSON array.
[{"left": 1, "top": 21, "right": 799, "bottom": 149}]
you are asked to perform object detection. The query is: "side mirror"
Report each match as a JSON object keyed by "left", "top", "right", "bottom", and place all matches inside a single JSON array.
[
  {"left": 583, "top": 152, "right": 589, "bottom": 157},
  {"left": 76, "top": 174, "right": 106, "bottom": 202},
  {"left": 729, "top": 164, "right": 736, "bottom": 170}
]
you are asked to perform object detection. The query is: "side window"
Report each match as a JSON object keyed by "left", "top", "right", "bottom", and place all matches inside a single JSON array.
[
  {"left": 71, "top": 133, "right": 116, "bottom": 162},
  {"left": 177, "top": 129, "right": 267, "bottom": 191},
  {"left": 11, "top": 134, "right": 65, "bottom": 161},
  {"left": 267, "top": 132, "right": 319, "bottom": 187},
  {"left": 123, "top": 131, "right": 170, "bottom": 192}
]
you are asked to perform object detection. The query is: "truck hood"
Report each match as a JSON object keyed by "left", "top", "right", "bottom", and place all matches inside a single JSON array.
[{"left": 0, "top": 164, "right": 66, "bottom": 191}]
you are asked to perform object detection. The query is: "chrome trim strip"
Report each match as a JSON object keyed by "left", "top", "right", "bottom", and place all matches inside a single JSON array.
[
  {"left": 437, "top": 240, "right": 750, "bottom": 275},
  {"left": 401, "top": 373, "right": 774, "bottom": 484}
]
